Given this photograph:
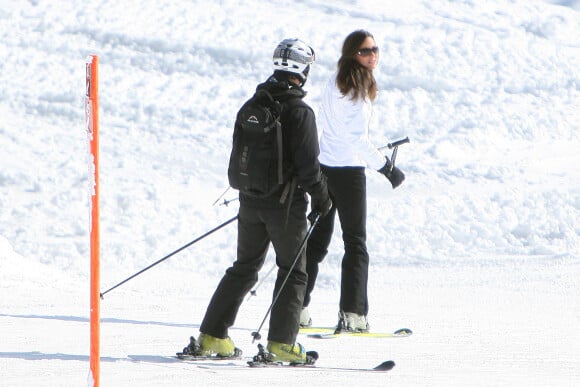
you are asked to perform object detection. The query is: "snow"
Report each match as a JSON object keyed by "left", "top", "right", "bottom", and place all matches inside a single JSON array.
[{"left": 1, "top": 0, "right": 579, "bottom": 386}]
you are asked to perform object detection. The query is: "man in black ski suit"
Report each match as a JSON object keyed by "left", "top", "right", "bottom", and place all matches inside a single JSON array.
[{"left": 186, "top": 38, "right": 331, "bottom": 364}]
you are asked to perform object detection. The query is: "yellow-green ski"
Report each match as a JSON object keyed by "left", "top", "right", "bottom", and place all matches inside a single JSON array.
[{"left": 302, "top": 327, "right": 412, "bottom": 339}]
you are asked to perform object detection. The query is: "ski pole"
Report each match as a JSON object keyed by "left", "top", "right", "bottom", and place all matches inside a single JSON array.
[
  {"left": 212, "top": 187, "right": 231, "bottom": 206},
  {"left": 100, "top": 214, "right": 238, "bottom": 299},
  {"left": 251, "top": 212, "right": 321, "bottom": 342},
  {"left": 245, "top": 260, "right": 277, "bottom": 302}
]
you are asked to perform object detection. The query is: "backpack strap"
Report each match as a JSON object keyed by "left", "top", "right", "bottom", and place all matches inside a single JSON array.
[
  {"left": 280, "top": 177, "right": 297, "bottom": 228},
  {"left": 255, "top": 89, "right": 282, "bottom": 133},
  {"left": 276, "top": 119, "right": 283, "bottom": 185},
  {"left": 255, "top": 89, "right": 284, "bottom": 185},
  {"left": 279, "top": 176, "right": 295, "bottom": 204},
  {"left": 275, "top": 97, "right": 303, "bottom": 227}
]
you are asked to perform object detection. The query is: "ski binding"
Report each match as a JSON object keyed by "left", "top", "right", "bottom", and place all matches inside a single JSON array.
[{"left": 247, "top": 343, "right": 318, "bottom": 368}]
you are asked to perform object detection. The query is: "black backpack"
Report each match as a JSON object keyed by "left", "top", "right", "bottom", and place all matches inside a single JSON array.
[{"left": 227, "top": 89, "right": 292, "bottom": 199}]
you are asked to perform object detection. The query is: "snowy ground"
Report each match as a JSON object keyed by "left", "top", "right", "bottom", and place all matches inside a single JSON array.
[{"left": 1, "top": 0, "right": 579, "bottom": 386}]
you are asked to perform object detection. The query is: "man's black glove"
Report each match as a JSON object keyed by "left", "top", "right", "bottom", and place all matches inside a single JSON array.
[
  {"left": 308, "top": 177, "right": 332, "bottom": 222},
  {"left": 378, "top": 156, "right": 405, "bottom": 189}
]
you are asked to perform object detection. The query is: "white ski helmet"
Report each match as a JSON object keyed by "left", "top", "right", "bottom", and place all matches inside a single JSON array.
[{"left": 273, "top": 38, "right": 315, "bottom": 84}]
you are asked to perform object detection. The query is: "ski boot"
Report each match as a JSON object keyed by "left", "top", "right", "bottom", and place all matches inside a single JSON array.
[
  {"left": 335, "top": 311, "right": 370, "bottom": 334},
  {"left": 299, "top": 307, "right": 312, "bottom": 328},
  {"left": 176, "top": 335, "right": 242, "bottom": 360}
]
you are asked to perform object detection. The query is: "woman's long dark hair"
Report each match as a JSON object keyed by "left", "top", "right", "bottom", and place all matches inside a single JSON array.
[{"left": 336, "top": 29, "right": 378, "bottom": 102}]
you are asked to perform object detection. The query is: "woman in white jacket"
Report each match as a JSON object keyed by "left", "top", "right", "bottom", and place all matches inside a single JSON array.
[{"left": 301, "top": 30, "right": 405, "bottom": 332}]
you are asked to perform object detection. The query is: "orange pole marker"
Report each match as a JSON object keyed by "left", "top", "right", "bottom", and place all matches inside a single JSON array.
[{"left": 86, "top": 55, "right": 100, "bottom": 387}]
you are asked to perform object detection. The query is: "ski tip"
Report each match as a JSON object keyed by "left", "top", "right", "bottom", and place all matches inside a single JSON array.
[
  {"left": 374, "top": 360, "right": 395, "bottom": 371},
  {"left": 306, "top": 333, "right": 337, "bottom": 339},
  {"left": 394, "top": 328, "right": 413, "bottom": 336},
  {"left": 306, "top": 350, "right": 319, "bottom": 362}
]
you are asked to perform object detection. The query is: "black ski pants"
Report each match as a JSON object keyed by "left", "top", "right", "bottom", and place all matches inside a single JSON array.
[
  {"left": 304, "top": 165, "right": 369, "bottom": 315},
  {"left": 200, "top": 199, "right": 308, "bottom": 344}
]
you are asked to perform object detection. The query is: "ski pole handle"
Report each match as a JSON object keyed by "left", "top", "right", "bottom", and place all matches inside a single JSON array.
[
  {"left": 378, "top": 137, "right": 410, "bottom": 151},
  {"left": 388, "top": 136, "right": 410, "bottom": 149}
]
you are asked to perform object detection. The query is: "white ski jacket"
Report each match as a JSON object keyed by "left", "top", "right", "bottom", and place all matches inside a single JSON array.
[{"left": 317, "top": 74, "right": 385, "bottom": 170}]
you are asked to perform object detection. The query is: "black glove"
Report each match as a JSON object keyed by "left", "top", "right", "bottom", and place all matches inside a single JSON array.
[
  {"left": 378, "top": 156, "right": 405, "bottom": 189},
  {"left": 308, "top": 177, "right": 332, "bottom": 222}
]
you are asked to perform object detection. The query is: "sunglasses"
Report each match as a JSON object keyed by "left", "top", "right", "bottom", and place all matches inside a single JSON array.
[{"left": 356, "top": 46, "right": 379, "bottom": 57}]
